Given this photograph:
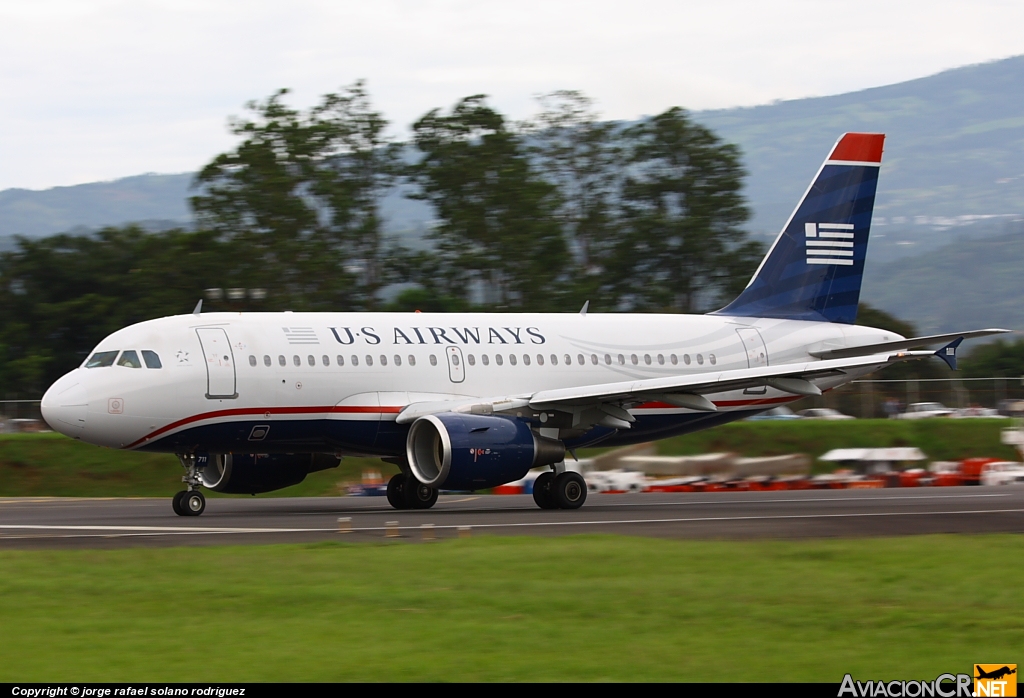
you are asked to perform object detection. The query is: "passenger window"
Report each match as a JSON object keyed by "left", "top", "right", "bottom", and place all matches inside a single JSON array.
[
  {"left": 323, "top": 355, "right": 330, "bottom": 366},
  {"left": 467, "top": 354, "right": 475, "bottom": 366},
  {"left": 496, "top": 354, "right": 504, "bottom": 366},
  {"left": 142, "top": 350, "right": 163, "bottom": 369},
  {"left": 308, "top": 355, "right": 315, "bottom": 366},
  {"left": 657, "top": 354, "right": 665, "bottom": 365},
  {"left": 590, "top": 354, "right": 597, "bottom": 365},
  {"left": 550, "top": 354, "right": 557, "bottom": 366},
  {"left": 510, "top": 354, "right": 518, "bottom": 366},
  {"left": 710, "top": 354, "right": 717, "bottom": 365},
  {"left": 337, "top": 355, "right": 345, "bottom": 366},
  {"left": 683, "top": 354, "right": 690, "bottom": 365},
  {"left": 293, "top": 355, "right": 301, "bottom": 367},
  {"left": 533, "top": 354, "right": 541, "bottom": 366},
  {"left": 85, "top": 351, "right": 119, "bottom": 368},
  {"left": 278, "top": 355, "right": 286, "bottom": 367},
  {"left": 366, "top": 355, "right": 373, "bottom": 366},
  {"left": 351, "top": 355, "right": 358, "bottom": 366},
  {"left": 451, "top": 354, "right": 459, "bottom": 366},
  {"left": 604, "top": 354, "right": 611, "bottom": 365},
  {"left": 249, "top": 355, "right": 257, "bottom": 367},
  {"left": 618, "top": 354, "right": 625, "bottom": 365},
  {"left": 408, "top": 355, "right": 416, "bottom": 367},
  {"left": 644, "top": 354, "right": 651, "bottom": 365},
  {"left": 394, "top": 355, "right": 402, "bottom": 366},
  {"left": 631, "top": 354, "right": 638, "bottom": 365},
  {"left": 482, "top": 354, "right": 489, "bottom": 366},
  {"left": 429, "top": 355, "right": 437, "bottom": 366},
  {"left": 117, "top": 351, "right": 142, "bottom": 368},
  {"left": 380, "top": 355, "right": 387, "bottom": 366},
  {"left": 696, "top": 354, "right": 704, "bottom": 365},
  {"left": 263, "top": 355, "right": 271, "bottom": 367}
]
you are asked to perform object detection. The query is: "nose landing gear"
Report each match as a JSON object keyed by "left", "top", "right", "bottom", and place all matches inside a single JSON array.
[{"left": 173, "top": 454, "right": 207, "bottom": 517}]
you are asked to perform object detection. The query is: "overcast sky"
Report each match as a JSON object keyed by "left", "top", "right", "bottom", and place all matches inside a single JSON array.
[{"left": 3, "top": 0, "right": 1024, "bottom": 191}]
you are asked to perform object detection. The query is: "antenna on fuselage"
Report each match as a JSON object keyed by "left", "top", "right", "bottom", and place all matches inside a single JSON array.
[
  {"left": 579, "top": 300, "right": 589, "bottom": 317},
  {"left": 192, "top": 299, "right": 202, "bottom": 316}
]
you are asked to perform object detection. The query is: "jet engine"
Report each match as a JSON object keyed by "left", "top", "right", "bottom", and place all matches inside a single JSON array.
[
  {"left": 197, "top": 452, "right": 340, "bottom": 494},
  {"left": 406, "top": 413, "right": 565, "bottom": 491}
]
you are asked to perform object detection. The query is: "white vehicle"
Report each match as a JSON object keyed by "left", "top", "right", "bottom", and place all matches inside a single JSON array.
[
  {"left": 40, "top": 133, "right": 1007, "bottom": 516},
  {"left": 980, "top": 461, "right": 1024, "bottom": 486},
  {"left": 797, "top": 408, "right": 854, "bottom": 420},
  {"left": 896, "top": 402, "right": 955, "bottom": 419}
]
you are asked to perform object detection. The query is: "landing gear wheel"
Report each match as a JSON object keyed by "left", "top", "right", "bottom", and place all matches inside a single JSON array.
[
  {"left": 532, "top": 472, "right": 559, "bottom": 509},
  {"left": 182, "top": 490, "right": 206, "bottom": 517},
  {"left": 554, "top": 472, "right": 587, "bottom": 510},
  {"left": 405, "top": 479, "right": 439, "bottom": 510},
  {"left": 387, "top": 473, "right": 409, "bottom": 510},
  {"left": 172, "top": 490, "right": 186, "bottom": 516}
]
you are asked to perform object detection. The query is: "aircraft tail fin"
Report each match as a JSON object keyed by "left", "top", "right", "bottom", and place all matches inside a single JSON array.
[{"left": 715, "top": 133, "right": 884, "bottom": 324}]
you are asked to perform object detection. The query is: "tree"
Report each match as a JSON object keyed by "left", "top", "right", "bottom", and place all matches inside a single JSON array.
[
  {"left": 408, "top": 96, "right": 567, "bottom": 310},
  {"left": 0, "top": 226, "right": 229, "bottom": 394},
  {"left": 614, "top": 107, "right": 757, "bottom": 312},
  {"left": 191, "top": 81, "right": 397, "bottom": 310},
  {"left": 520, "top": 91, "right": 624, "bottom": 307}
]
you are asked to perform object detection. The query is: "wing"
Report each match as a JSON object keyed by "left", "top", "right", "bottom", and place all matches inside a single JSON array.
[
  {"left": 810, "top": 329, "right": 1010, "bottom": 359},
  {"left": 396, "top": 348, "right": 933, "bottom": 428}
]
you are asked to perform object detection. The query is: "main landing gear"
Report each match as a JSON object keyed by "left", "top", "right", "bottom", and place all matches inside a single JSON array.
[
  {"left": 533, "top": 470, "right": 587, "bottom": 510},
  {"left": 173, "top": 454, "right": 207, "bottom": 517},
  {"left": 387, "top": 473, "right": 439, "bottom": 510}
]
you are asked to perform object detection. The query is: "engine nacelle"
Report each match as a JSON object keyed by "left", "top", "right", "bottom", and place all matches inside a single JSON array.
[
  {"left": 406, "top": 414, "right": 565, "bottom": 491},
  {"left": 197, "top": 453, "right": 340, "bottom": 494}
]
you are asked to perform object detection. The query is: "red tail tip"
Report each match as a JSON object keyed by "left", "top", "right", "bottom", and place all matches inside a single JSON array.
[{"left": 829, "top": 133, "right": 885, "bottom": 163}]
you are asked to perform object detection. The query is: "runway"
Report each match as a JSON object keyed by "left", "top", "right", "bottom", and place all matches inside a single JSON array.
[{"left": 2, "top": 485, "right": 1023, "bottom": 548}]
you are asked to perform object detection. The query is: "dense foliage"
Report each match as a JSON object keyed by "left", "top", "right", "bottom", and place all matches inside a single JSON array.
[{"left": 1, "top": 83, "right": 764, "bottom": 395}]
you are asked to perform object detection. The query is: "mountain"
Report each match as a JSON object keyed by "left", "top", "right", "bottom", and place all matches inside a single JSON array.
[
  {"left": 0, "top": 173, "right": 193, "bottom": 239},
  {"left": 693, "top": 54, "right": 1024, "bottom": 257},
  {"left": 862, "top": 221, "right": 1024, "bottom": 335}
]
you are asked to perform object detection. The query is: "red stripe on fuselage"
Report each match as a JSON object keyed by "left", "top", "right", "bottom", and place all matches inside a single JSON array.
[
  {"left": 125, "top": 405, "right": 403, "bottom": 449},
  {"left": 127, "top": 395, "right": 799, "bottom": 450}
]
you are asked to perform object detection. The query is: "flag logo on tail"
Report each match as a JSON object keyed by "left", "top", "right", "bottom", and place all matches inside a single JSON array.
[{"left": 805, "top": 223, "right": 854, "bottom": 266}]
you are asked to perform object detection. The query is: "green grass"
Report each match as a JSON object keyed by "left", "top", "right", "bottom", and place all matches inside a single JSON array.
[
  {"left": 0, "top": 535, "right": 1020, "bottom": 681},
  {"left": 0, "top": 432, "right": 398, "bottom": 498},
  {"left": 1, "top": 419, "right": 1016, "bottom": 497}
]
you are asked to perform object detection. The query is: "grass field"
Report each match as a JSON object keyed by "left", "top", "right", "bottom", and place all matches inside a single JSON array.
[
  {"left": 0, "top": 419, "right": 1016, "bottom": 498},
  {"left": 0, "top": 534, "right": 1020, "bottom": 682}
]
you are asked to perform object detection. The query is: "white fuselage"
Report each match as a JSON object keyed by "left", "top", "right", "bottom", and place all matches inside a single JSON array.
[{"left": 41, "top": 311, "right": 897, "bottom": 455}]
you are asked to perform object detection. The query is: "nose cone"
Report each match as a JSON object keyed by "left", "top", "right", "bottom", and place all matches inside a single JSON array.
[{"left": 41, "top": 374, "right": 88, "bottom": 436}]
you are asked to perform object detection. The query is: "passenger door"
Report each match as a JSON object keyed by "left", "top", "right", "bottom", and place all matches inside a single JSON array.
[
  {"left": 736, "top": 328, "right": 768, "bottom": 395},
  {"left": 196, "top": 327, "right": 238, "bottom": 399}
]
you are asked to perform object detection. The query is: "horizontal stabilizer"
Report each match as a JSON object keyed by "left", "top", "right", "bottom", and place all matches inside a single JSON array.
[{"left": 809, "top": 329, "right": 1010, "bottom": 359}]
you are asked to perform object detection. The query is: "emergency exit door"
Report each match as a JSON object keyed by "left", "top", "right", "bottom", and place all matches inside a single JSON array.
[
  {"left": 446, "top": 346, "right": 465, "bottom": 383},
  {"left": 196, "top": 327, "right": 238, "bottom": 399}
]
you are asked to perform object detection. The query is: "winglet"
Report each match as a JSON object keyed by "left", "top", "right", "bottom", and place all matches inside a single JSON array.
[
  {"left": 935, "top": 337, "right": 964, "bottom": 370},
  {"left": 580, "top": 300, "right": 589, "bottom": 317},
  {"left": 193, "top": 299, "right": 203, "bottom": 316}
]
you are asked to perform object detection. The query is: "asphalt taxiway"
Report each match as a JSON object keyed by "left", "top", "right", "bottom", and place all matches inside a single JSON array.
[{"left": 2, "top": 485, "right": 1023, "bottom": 548}]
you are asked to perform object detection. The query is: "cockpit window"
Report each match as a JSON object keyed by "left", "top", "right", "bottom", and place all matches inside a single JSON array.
[
  {"left": 85, "top": 351, "right": 119, "bottom": 368},
  {"left": 142, "top": 350, "right": 162, "bottom": 369},
  {"left": 117, "top": 350, "right": 143, "bottom": 368}
]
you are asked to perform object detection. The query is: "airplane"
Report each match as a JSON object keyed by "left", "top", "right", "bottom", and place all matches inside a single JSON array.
[{"left": 40, "top": 132, "right": 1008, "bottom": 516}]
